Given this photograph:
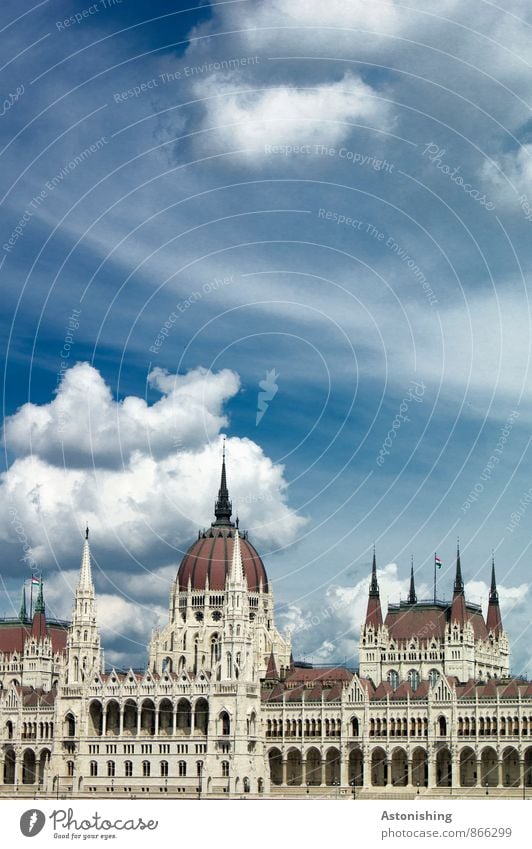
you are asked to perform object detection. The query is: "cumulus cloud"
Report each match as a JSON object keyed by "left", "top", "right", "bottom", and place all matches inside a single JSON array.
[
  {"left": 195, "top": 73, "right": 389, "bottom": 158},
  {"left": 0, "top": 363, "right": 306, "bottom": 570},
  {"left": 280, "top": 563, "right": 532, "bottom": 674},
  {"left": 3, "top": 362, "right": 240, "bottom": 467}
]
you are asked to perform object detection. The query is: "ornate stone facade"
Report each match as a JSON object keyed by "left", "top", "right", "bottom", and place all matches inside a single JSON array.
[{"left": 1, "top": 458, "right": 531, "bottom": 797}]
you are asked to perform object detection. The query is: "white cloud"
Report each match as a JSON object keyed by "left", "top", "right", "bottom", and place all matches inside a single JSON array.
[
  {"left": 281, "top": 564, "right": 532, "bottom": 674},
  {"left": 195, "top": 73, "right": 389, "bottom": 158},
  {"left": 481, "top": 144, "right": 532, "bottom": 207},
  {"left": 0, "top": 363, "right": 306, "bottom": 566},
  {"left": 3, "top": 362, "right": 240, "bottom": 467}
]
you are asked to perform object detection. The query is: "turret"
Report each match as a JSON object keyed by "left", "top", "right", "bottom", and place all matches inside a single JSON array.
[
  {"left": 65, "top": 526, "right": 103, "bottom": 684},
  {"left": 364, "top": 548, "right": 383, "bottom": 628},
  {"left": 450, "top": 542, "right": 467, "bottom": 625},
  {"left": 486, "top": 555, "right": 503, "bottom": 636}
]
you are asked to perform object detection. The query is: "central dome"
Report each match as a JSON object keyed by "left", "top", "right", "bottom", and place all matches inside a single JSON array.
[{"left": 177, "top": 447, "right": 268, "bottom": 593}]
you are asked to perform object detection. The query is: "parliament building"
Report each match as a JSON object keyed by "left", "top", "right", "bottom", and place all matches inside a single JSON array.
[{"left": 1, "top": 453, "right": 531, "bottom": 798}]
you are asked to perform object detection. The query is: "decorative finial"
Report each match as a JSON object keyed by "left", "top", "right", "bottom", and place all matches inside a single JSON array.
[
  {"left": 236, "top": 516, "right": 239, "bottom": 529},
  {"left": 85, "top": 524, "right": 89, "bottom": 540}
]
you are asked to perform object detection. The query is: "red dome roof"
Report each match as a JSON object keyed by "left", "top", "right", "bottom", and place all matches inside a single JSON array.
[
  {"left": 177, "top": 528, "right": 268, "bottom": 592},
  {"left": 177, "top": 447, "right": 268, "bottom": 592}
]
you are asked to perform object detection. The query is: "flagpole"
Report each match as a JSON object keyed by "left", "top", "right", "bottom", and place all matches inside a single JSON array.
[
  {"left": 433, "top": 553, "right": 436, "bottom": 604},
  {"left": 30, "top": 574, "right": 34, "bottom": 620}
]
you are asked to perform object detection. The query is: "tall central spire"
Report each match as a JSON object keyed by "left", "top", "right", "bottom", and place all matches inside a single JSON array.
[
  {"left": 213, "top": 440, "right": 234, "bottom": 527},
  {"left": 407, "top": 557, "right": 417, "bottom": 604},
  {"left": 454, "top": 540, "right": 464, "bottom": 594}
]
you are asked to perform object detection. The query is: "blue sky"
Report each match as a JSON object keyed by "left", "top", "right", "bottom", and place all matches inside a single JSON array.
[{"left": 1, "top": 0, "right": 532, "bottom": 672}]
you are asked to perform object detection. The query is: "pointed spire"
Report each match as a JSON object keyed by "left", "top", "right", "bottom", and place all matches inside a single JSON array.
[
  {"left": 489, "top": 553, "right": 498, "bottom": 602},
  {"left": 486, "top": 553, "right": 503, "bottom": 635},
  {"left": 213, "top": 439, "right": 233, "bottom": 527},
  {"left": 79, "top": 527, "right": 94, "bottom": 593},
  {"left": 451, "top": 540, "right": 467, "bottom": 625},
  {"left": 454, "top": 539, "right": 464, "bottom": 594},
  {"left": 408, "top": 557, "right": 417, "bottom": 604},
  {"left": 369, "top": 545, "right": 379, "bottom": 597},
  {"left": 365, "top": 547, "right": 383, "bottom": 628},
  {"left": 34, "top": 580, "right": 45, "bottom": 614},
  {"left": 264, "top": 649, "right": 279, "bottom": 681},
  {"left": 19, "top": 584, "right": 27, "bottom": 621},
  {"left": 230, "top": 528, "right": 245, "bottom": 584}
]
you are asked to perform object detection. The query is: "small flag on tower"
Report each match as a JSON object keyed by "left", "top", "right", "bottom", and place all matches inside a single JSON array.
[
  {"left": 31, "top": 576, "right": 41, "bottom": 586},
  {"left": 435, "top": 555, "right": 442, "bottom": 569}
]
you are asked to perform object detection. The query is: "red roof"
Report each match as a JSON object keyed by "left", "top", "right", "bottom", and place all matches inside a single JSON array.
[
  {"left": 178, "top": 528, "right": 268, "bottom": 592},
  {"left": 0, "top": 619, "right": 68, "bottom": 655}
]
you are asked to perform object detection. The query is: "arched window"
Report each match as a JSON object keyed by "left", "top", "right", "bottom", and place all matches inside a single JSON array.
[
  {"left": 67, "top": 761, "right": 74, "bottom": 777},
  {"left": 408, "top": 669, "right": 420, "bottom": 691},
  {"left": 107, "top": 761, "right": 115, "bottom": 777},
  {"left": 387, "top": 670, "right": 399, "bottom": 691},
  {"left": 211, "top": 634, "right": 221, "bottom": 665},
  {"left": 428, "top": 669, "right": 440, "bottom": 688},
  {"left": 220, "top": 711, "right": 230, "bottom": 735},
  {"left": 90, "top": 761, "right": 98, "bottom": 777},
  {"left": 124, "top": 761, "right": 133, "bottom": 777},
  {"left": 160, "top": 761, "right": 168, "bottom": 777},
  {"left": 222, "top": 761, "right": 229, "bottom": 777},
  {"left": 178, "top": 761, "right": 186, "bottom": 777},
  {"left": 142, "top": 761, "right": 150, "bottom": 777}
]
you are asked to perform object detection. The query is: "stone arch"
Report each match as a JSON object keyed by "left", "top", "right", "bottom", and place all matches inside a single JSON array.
[
  {"left": 158, "top": 698, "right": 173, "bottom": 735},
  {"left": 437, "top": 715, "right": 447, "bottom": 736},
  {"left": 3, "top": 748, "right": 15, "bottom": 784},
  {"left": 286, "top": 748, "right": 302, "bottom": 786},
  {"left": 306, "top": 747, "right": 322, "bottom": 786},
  {"left": 412, "top": 747, "right": 428, "bottom": 787},
  {"left": 22, "top": 749, "right": 36, "bottom": 784},
  {"left": 88, "top": 700, "right": 103, "bottom": 736},
  {"left": 176, "top": 698, "right": 191, "bottom": 735},
  {"left": 435, "top": 747, "right": 452, "bottom": 787},
  {"left": 219, "top": 710, "right": 230, "bottom": 736},
  {"left": 105, "top": 700, "right": 120, "bottom": 736},
  {"left": 325, "top": 747, "right": 341, "bottom": 786},
  {"left": 38, "top": 748, "right": 51, "bottom": 785},
  {"left": 371, "top": 747, "right": 387, "bottom": 786},
  {"left": 268, "top": 747, "right": 282, "bottom": 786},
  {"left": 123, "top": 699, "right": 137, "bottom": 735},
  {"left": 350, "top": 716, "right": 359, "bottom": 736},
  {"left": 391, "top": 747, "right": 408, "bottom": 787},
  {"left": 140, "top": 699, "right": 156, "bottom": 735},
  {"left": 525, "top": 746, "right": 532, "bottom": 786},
  {"left": 348, "top": 747, "right": 363, "bottom": 786},
  {"left": 481, "top": 746, "right": 498, "bottom": 787},
  {"left": 459, "top": 747, "right": 476, "bottom": 787},
  {"left": 502, "top": 746, "right": 520, "bottom": 787},
  {"left": 194, "top": 698, "right": 209, "bottom": 735},
  {"left": 64, "top": 713, "right": 76, "bottom": 737}
]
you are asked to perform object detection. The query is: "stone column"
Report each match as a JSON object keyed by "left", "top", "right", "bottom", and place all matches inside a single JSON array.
[
  {"left": 102, "top": 709, "right": 107, "bottom": 737},
  {"left": 136, "top": 705, "right": 142, "bottom": 736},
  {"left": 340, "top": 755, "right": 348, "bottom": 787},
  {"left": 154, "top": 706, "right": 160, "bottom": 737},
  {"left": 281, "top": 758, "right": 287, "bottom": 787},
  {"left": 407, "top": 757, "right": 413, "bottom": 787},
  {"left": 427, "top": 754, "right": 434, "bottom": 789},
  {"left": 475, "top": 758, "right": 482, "bottom": 788},
  {"left": 498, "top": 758, "right": 503, "bottom": 788},
  {"left": 172, "top": 706, "right": 177, "bottom": 736},
  {"left": 384, "top": 758, "right": 390, "bottom": 786},
  {"left": 519, "top": 759, "right": 525, "bottom": 789},
  {"left": 119, "top": 707, "right": 124, "bottom": 736}
]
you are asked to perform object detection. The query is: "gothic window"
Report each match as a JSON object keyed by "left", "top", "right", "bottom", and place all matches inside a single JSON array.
[
  {"left": 142, "top": 761, "right": 150, "bottom": 777},
  {"left": 211, "top": 634, "right": 221, "bottom": 665},
  {"left": 84, "top": 631, "right": 88, "bottom": 641},
  {"left": 178, "top": 761, "right": 186, "bottom": 777},
  {"left": 428, "top": 669, "right": 440, "bottom": 687},
  {"left": 67, "top": 761, "right": 74, "bottom": 777},
  {"left": 387, "top": 670, "right": 399, "bottom": 691},
  {"left": 220, "top": 711, "right": 230, "bottom": 735},
  {"left": 107, "top": 761, "right": 115, "bottom": 777},
  {"left": 90, "top": 761, "right": 97, "bottom": 777},
  {"left": 222, "top": 761, "right": 229, "bottom": 777},
  {"left": 408, "top": 669, "right": 420, "bottom": 691},
  {"left": 160, "top": 761, "right": 168, "bottom": 777},
  {"left": 125, "top": 761, "right": 133, "bottom": 777},
  {"left": 212, "top": 611, "right": 222, "bottom": 622}
]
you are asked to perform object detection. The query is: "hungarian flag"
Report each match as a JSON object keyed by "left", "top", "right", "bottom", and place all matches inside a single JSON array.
[
  {"left": 31, "top": 576, "right": 41, "bottom": 586},
  {"left": 435, "top": 555, "right": 442, "bottom": 569}
]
